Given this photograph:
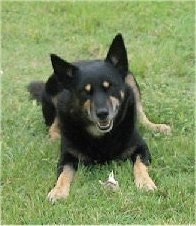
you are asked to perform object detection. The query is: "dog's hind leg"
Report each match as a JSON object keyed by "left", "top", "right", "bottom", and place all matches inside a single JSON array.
[
  {"left": 49, "top": 117, "right": 61, "bottom": 140},
  {"left": 126, "top": 74, "right": 171, "bottom": 134},
  {"left": 137, "top": 102, "right": 171, "bottom": 134}
]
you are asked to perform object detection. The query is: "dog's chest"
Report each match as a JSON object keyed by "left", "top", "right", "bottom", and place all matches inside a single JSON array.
[{"left": 71, "top": 131, "right": 130, "bottom": 163}]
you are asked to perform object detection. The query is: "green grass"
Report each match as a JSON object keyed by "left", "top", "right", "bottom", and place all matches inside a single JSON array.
[{"left": 1, "top": 1, "right": 195, "bottom": 224}]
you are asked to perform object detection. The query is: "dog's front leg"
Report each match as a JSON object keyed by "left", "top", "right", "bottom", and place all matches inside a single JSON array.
[
  {"left": 47, "top": 165, "right": 75, "bottom": 203},
  {"left": 133, "top": 155, "right": 157, "bottom": 191},
  {"left": 131, "top": 141, "right": 157, "bottom": 191},
  {"left": 48, "top": 153, "right": 78, "bottom": 203}
]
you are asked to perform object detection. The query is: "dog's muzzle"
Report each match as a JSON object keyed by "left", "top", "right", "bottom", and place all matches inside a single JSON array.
[
  {"left": 96, "top": 119, "right": 113, "bottom": 132},
  {"left": 95, "top": 108, "right": 113, "bottom": 132}
]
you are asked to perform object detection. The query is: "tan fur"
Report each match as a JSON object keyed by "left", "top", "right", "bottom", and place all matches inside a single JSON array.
[
  {"left": 126, "top": 74, "right": 171, "bottom": 134},
  {"left": 120, "top": 90, "right": 124, "bottom": 99},
  {"left": 47, "top": 165, "right": 75, "bottom": 203},
  {"left": 49, "top": 117, "right": 60, "bottom": 140},
  {"left": 137, "top": 105, "right": 171, "bottom": 134},
  {"left": 83, "top": 99, "right": 91, "bottom": 118},
  {"left": 103, "top": 81, "right": 110, "bottom": 88},
  {"left": 84, "top": 84, "right": 91, "bottom": 92},
  {"left": 133, "top": 156, "right": 157, "bottom": 191},
  {"left": 109, "top": 96, "right": 120, "bottom": 111},
  {"left": 49, "top": 95, "right": 61, "bottom": 140},
  {"left": 51, "top": 95, "right": 59, "bottom": 107}
]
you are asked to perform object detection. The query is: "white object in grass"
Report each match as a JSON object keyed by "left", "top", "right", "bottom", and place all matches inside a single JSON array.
[{"left": 99, "top": 171, "right": 119, "bottom": 191}]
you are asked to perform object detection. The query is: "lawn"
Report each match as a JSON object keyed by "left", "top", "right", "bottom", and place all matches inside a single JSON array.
[{"left": 1, "top": 1, "right": 195, "bottom": 225}]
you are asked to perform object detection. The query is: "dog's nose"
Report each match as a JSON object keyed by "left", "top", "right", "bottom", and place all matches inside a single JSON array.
[{"left": 96, "top": 108, "right": 109, "bottom": 120}]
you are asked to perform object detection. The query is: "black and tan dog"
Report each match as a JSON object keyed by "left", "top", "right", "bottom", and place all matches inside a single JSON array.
[{"left": 28, "top": 34, "right": 170, "bottom": 202}]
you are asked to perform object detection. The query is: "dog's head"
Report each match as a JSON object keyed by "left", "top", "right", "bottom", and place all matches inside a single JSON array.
[{"left": 51, "top": 34, "right": 129, "bottom": 135}]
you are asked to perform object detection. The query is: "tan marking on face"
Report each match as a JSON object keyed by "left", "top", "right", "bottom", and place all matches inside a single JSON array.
[
  {"left": 51, "top": 96, "right": 58, "bottom": 107},
  {"left": 49, "top": 117, "right": 61, "bottom": 140},
  {"left": 51, "top": 92, "right": 62, "bottom": 107},
  {"left": 120, "top": 91, "right": 124, "bottom": 99},
  {"left": 83, "top": 99, "right": 91, "bottom": 115},
  {"left": 47, "top": 165, "right": 75, "bottom": 203},
  {"left": 84, "top": 84, "right": 91, "bottom": 92},
  {"left": 133, "top": 156, "right": 157, "bottom": 191},
  {"left": 103, "top": 81, "right": 110, "bottom": 89},
  {"left": 109, "top": 96, "right": 120, "bottom": 111}
]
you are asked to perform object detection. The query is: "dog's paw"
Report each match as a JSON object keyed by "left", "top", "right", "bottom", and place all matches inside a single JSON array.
[
  {"left": 47, "top": 186, "right": 69, "bottom": 203},
  {"left": 135, "top": 176, "right": 157, "bottom": 191},
  {"left": 152, "top": 123, "right": 171, "bottom": 135}
]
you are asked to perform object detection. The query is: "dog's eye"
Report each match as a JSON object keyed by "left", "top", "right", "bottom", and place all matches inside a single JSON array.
[{"left": 102, "top": 81, "right": 110, "bottom": 90}]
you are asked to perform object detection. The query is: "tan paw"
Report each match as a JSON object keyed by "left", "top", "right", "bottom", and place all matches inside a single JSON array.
[
  {"left": 47, "top": 186, "right": 69, "bottom": 203},
  {"left": 135, "top": 176, "right": 157, "bottom": 191},
  {"left": 153, "top": 124, "right": 171, "bottom": 135}
]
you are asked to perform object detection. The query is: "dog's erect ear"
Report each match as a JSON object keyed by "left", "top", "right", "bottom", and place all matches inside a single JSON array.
[
  {"left": 105, "top": 33, "right": 128, "bottom": 78},
  {"left": 50, "top": 54, "right": 78, "bottom": 82}
]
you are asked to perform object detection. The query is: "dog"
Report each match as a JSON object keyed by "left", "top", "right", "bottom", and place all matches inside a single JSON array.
[{"left": 28, "top": 34, "right": 170, "bottom": 202}]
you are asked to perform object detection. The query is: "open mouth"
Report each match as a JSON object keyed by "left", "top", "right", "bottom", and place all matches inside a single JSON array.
[{"left": 96, "top": 119, "right": 113, "bottom": 133}]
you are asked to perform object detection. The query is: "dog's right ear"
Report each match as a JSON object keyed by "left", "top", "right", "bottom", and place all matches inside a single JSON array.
[{"left": 50, "top": 54, "right": 78, "bottom": 82}]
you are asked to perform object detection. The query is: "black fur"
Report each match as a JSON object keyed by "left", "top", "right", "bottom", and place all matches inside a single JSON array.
[
  {"left": 28, "top": 75, "right": 63, "bottom": 126},
  {"left": 27, "top": 81, "right": 45, "bottom": 103}
]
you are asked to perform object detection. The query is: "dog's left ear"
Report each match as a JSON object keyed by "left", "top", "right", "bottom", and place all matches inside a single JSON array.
[{"left": 105, "top": 33, "right": 128, "bottom": 79}]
